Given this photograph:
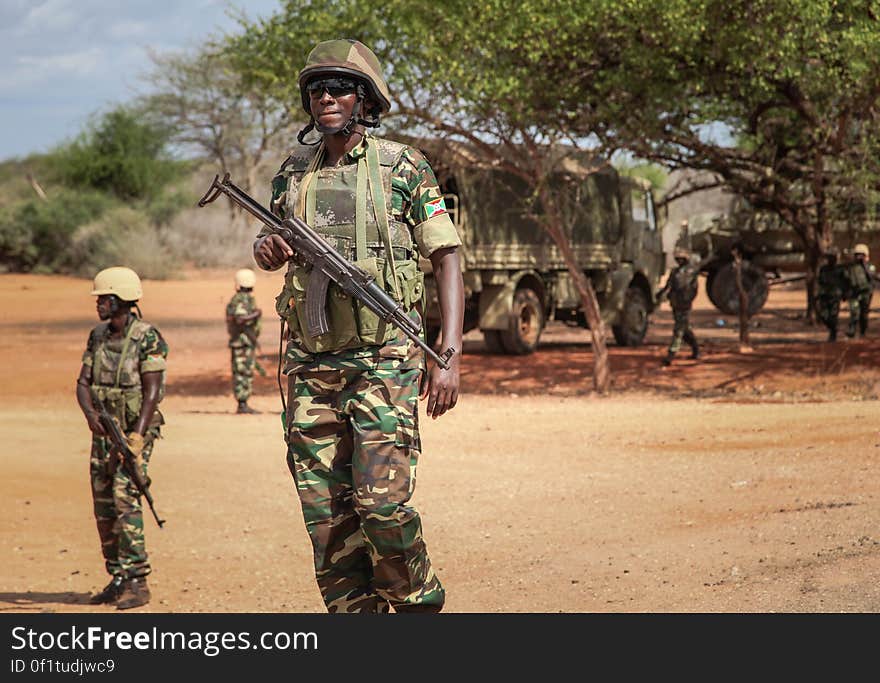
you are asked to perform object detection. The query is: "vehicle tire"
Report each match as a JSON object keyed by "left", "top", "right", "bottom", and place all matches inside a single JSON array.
[
  {"left": 482, "top": 329, "right": 506, "bottom": 354},
  {"left": 612, "top": 286, "right": 650, "bottom": 346},
  {"left": 499, "top": 287, "right": 544, "bottom": 354},
  {"left": 708, "top": 260, "right": 768, "bottom": 316}
]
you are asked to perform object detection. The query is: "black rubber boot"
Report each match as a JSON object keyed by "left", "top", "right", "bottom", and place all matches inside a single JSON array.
[
  {"left": 661, "top": 352, "right": 675, "bottom": 367},
  {"left": 89, "top": 575, "right": 124, "bottom": 605},
  {"left": 116, "top": 578, "right": 151, "bottom": 610}
]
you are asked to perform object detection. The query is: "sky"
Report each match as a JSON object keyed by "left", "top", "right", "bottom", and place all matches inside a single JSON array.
[{"left": 0, "top": 0, "right": 281, "bottom": 161}]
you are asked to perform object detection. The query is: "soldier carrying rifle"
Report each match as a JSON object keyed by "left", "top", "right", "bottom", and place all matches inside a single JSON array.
[{"left": 75, "top": 267, "right": 167, "bottom": 610}]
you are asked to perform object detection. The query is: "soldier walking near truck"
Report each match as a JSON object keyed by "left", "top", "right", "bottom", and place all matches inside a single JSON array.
[
  {"left": 656, "top": 247, "right": 707, "bottom": 366},
  {"left": 817, "top": 247, "right": 846, "bottom": 342},
  {"left": 844, "top": 243, "right": 879, "bottom": 338}
]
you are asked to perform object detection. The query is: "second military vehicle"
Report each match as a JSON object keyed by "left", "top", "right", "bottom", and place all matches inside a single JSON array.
[{"left": 419, "top": 145, "right": 666, "bottom": 354}]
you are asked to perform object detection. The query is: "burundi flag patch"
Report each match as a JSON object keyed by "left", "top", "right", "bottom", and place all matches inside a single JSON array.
[{"left": 424, "top": 197, "right": 448, "bottom": 219}]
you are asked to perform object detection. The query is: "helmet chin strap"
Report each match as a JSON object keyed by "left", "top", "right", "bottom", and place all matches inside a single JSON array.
[{"left": 296, "top": 84, "right": 381, "bottom": 145}]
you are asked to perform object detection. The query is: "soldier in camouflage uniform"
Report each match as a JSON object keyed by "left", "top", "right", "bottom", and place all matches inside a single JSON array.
[
  {"left": 816, "top": 247, "right": 846, "bottom": 342},
  {"left": 844, "top": 243, "right": 879, "bottom": 338},
  {"left": 656, "top": 247, "right": 704, "bottom": 366},
  {"left": 75, "top": 267, "right": 167, "bottom": 610},
  {"left": 254, "top": 39, "right": 464, "bottom": 613},
  {"left": 226, "top": 268, "right": 262, "bottom": 414}
]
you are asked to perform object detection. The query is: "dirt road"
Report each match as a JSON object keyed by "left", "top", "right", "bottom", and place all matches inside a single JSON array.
[{"left": 1, "top": 271, "right": 878, "bottom": 612}]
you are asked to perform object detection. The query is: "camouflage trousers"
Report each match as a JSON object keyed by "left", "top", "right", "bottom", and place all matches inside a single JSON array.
[
  {"left": 847, "top": 291, "right": 872, "bottom": 337},
  {"left": 231, "top": 345, "right": 255, "bottom": 401},
  {"left": 285, "top": 358, "right": 445, "bottom": 613},
  {"left": 817, "top": 296, "right": 841, "bottom": 334},
  {"left": 668, "top": 308, "right": 698, "bottom": 355},
  {"left": 89, "top": 431, "right": 157, "bottom": 579}
]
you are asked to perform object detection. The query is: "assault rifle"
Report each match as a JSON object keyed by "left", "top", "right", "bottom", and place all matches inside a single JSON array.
[
  {"left": 94, "top": 398, "right": 166, "bottom": 528},
  {"left": 198, "top": 174, "right": 455, "bottom": 370}
]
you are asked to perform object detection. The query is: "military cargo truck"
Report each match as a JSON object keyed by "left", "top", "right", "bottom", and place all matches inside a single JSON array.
[{"left": 420, "top": 152, "right": 665, "bottom": 354}]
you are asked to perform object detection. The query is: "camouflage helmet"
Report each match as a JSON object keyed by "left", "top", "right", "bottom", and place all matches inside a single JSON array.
[
  {"left": 673, "top": 246, "right": 691, "bottom": 260},
  {"left": 90, "top": 266, "right": 142, "bottom": 302},
  {"left": 298, "top": 39, "right": 391, "bottom": 117},
  {"left": 235, "top": 268, "right": 256, "bottom": 289},
  {"left": 854, "top": 243, "right": 869, "bottom": 258}
]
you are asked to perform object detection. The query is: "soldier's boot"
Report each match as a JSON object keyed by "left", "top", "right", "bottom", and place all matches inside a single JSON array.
[
  {"left": 88, "top": 575, "right": 124, "bottom": 605},
  {"left": 690, "top": 343, "right": 700, "bottom": 360},
  {"left": 828, "top": 327, "right": 837, "bottom": 342},
  {"left": 237, "top": 400, "right": 259, "bottom": 414},
  {"left": 116, "top": 578, "right": 150, "bottom": 610},
  {"left": 661, "top": 352, "right": 675, "bottom": 367}
]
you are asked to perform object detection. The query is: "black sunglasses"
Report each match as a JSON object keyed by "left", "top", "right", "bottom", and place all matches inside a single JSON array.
[{"left": 306, "top": 77, "right": 360, "bottom": 98}]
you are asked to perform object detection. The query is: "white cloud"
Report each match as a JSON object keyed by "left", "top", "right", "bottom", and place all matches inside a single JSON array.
[
  {"left": 19, "top": 0, "right": 82, "bottom": 35},
  {"left": 108, "top": 20, "right": 148, "bottom": 40}
]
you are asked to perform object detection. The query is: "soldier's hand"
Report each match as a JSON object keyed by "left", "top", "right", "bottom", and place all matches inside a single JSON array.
[
  {"left": 419, "top": 353, "right": 460, "bottom": 420},
  {"left": 86, "top": 411, "right": 106, "bottom": 436},
  {"left": 254, "top": 234, "right": 294, "bottom": 271}
]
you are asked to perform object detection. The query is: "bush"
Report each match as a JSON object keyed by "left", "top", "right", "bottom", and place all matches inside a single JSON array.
[
  {"left": 69, "top": 206, "right": 180, "bottom": 279},
  {"left": 55, "top": 106, "right": 184, "bottom": 201},
  {"left": 0, "top": 189, "right": 113, "bottom": 271}
]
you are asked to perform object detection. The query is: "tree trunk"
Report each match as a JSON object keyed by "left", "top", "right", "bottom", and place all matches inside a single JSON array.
[
  {"left": 539, "top": 186, "right": 610, "bottom": 393},
  {"left": 733, "top": 251, "right": 752, "bottom": 351}
]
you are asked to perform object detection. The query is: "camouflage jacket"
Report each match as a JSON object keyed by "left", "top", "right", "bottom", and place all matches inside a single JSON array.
[
  {"left": 844, "top": 261, "right": 878, "bottom": 296},
  {"left": 264, "top": 134, "right": 461, "bottom": 371},
  {"left": 82, "top": 315, "right": 168, "bottom": 430},
  {"left": 658, "top": 263, "right": 700, "bottom": 311},
  {"left": 818, "top": 263, "right": 846, "bottom": 299},
  {"left": 226, "top": 291, "right": 261, "bottom": 348}
]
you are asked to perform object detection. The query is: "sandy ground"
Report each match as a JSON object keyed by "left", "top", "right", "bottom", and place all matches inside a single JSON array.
[{"left": 1, "top": 269, "right": 879, "bottom": 613}]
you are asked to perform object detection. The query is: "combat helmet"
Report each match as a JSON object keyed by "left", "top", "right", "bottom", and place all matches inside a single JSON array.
[
  {"left": 90, "top": 266, "right": 142, "bottom": 302},
  {"left": 854, "top": 243, "right": 869, "bottom": 258},
  {"left": 297, "top": 39, "right": 391, "bottom": 141},
  {"left": 235, "top": 268, "right": 256, "bottom": 289}
]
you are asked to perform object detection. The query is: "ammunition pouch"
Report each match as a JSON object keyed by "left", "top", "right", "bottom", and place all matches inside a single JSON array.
[{"left": 277, "top": 257, "right": 424, "bottom": 354}]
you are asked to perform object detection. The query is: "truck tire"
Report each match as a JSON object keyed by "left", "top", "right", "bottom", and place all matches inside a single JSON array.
[
  {"left": 612, "top": 286, "right": 650, "bottom": 346},
  {"left": 499, "top": 287, "right": 544, "bottom": 354},
  {"left": 708, "top": 260, "right": 768, "bottom": 316},
  {"left": 482, "top": 329, "right": 506, "bottom": 353}
]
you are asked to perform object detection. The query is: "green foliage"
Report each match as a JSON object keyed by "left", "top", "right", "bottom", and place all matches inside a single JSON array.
[
  {"left": 55, "top": 106, "right": 183, "bottom": 201},
  {"left": 616, "top": 163, "right": 669, "bottom": 192},
  {"left": 0, "top": 189, "right": 113, "bottom": 271}
]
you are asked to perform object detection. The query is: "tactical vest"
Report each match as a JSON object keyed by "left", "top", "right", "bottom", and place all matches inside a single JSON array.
[
  {"left": 848, "top": 261, "right": 872, "bottom": 294},
  {"left": 669, "top": 264, "right": 699, "bottom": 310},
  {"left": 274, "top": 136, "right": 425, "bottom": 353},
  {"left": 818, "top": 264, "right": 844, "bottom": 299},
  {"left": 89, "top": 317, "right": 164, "bottom": 432}
]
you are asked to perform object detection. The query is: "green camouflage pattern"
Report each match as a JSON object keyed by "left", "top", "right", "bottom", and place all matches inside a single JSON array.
[
  {"left": 231, "top": 346, "right": 256, "bottom": 402},
  {"left": 265, "top": 134, "right": 460, "bottom": 372},
  {"left": 266, "top": 134, "right": 452, "bottom": 613},
  {"left": 668, "top": 308, "right": 698, "bottom": 355},
  {"left": 90, "top": 429, "right": 158, "bottom": 579},
  {"left": 285, "top": 347, "right": 444, "bottom": 613},
  {"left": 297, "top": 39, "right": 391, "bottom": 115},
  {"left": 659, "top": 263, "right": 700, "bottom": 311},
  {"left": 845, "top": 261, "right": 876, "bottom": 337},
  {"left": 227, "top": 291, "right": 261, "bottom": 401},
  {"left": 83, "top": 314, "right": 167, "bottom": 580},
  {"left": 847, "top": 292, "right": 872, "bottom": 337},
  {"left": 817, "top": 262, "right": 846, "bottom": 335}
]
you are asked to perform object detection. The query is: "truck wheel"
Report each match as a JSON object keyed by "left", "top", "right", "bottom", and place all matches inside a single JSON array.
[
  {"left": 612, "top": 286, "right": 650, "bottom": 346},
  {"left": 499, "top": 288, "right": 544, "bottom": 354},
  {"left": 708, "top": 261, "right": 768, "bottom": 316},
  {"left": 482, "top": 329, "right": 505, "bottom": 353}
]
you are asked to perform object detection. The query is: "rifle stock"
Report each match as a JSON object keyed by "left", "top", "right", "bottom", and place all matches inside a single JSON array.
[
  {"left": 94, "top": 399, "right": 165, "bottom": 528},
  {"left": 198, "top": 173, "right": 454, "bottom": 370}
]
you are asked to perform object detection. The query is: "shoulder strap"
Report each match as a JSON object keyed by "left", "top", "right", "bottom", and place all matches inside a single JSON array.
[{"left": 366, "top": 138, "right": 401, "bottom": 300}]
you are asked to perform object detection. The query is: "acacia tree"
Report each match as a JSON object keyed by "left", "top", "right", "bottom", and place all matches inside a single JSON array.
[
  {"left": 143, "top": 45, "right": 297, "bottom": 201},
  {"left": 569, "top": 0, "right": 880, "bottom": 318}
]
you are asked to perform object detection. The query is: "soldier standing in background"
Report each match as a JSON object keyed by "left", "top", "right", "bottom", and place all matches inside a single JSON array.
[
  {"left": 816, "top": 247, "right": 846, "bottom": 342},
  {"left": 656, "top": 246, "right": 703, "bottom": 366},
  {"left": 75, "top": 267, "right": 167, "bottom": 610},
  {"left": 254, "top": 39, "right": 464, "bottom": 613},
  {"left": 844, "top": 243, "right": 879, "bottom": 338},
  {"left": 226, "top": 268, "right": 262, "bottom": 414}
]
